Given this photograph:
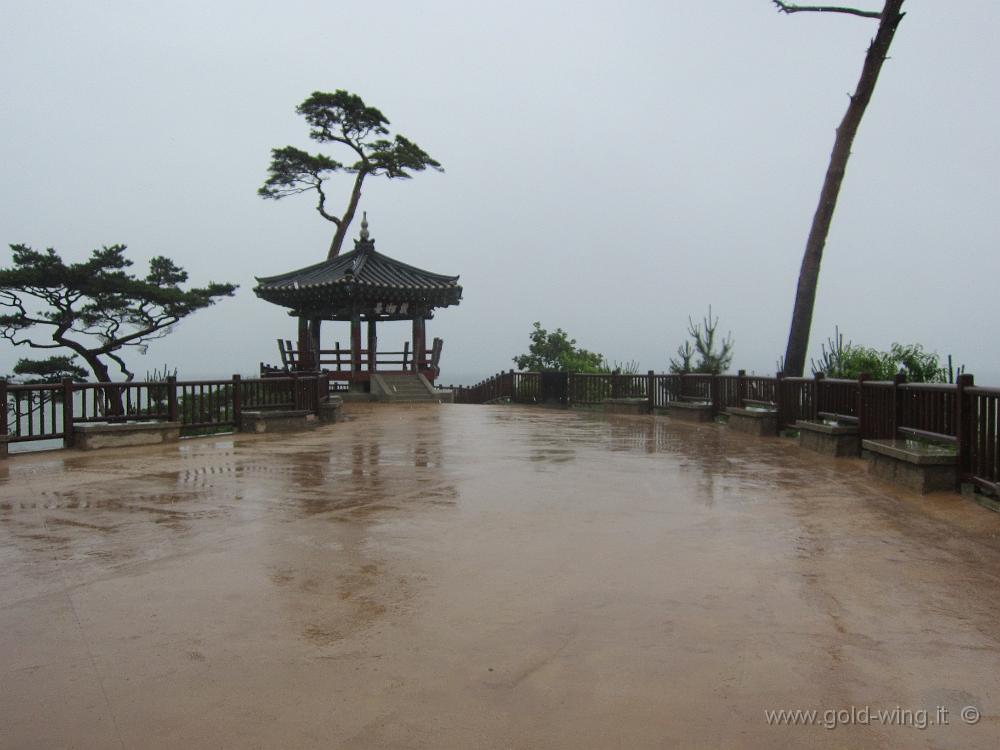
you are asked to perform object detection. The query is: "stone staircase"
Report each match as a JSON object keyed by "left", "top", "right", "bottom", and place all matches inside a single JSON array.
[{"left": 370, "top": 373, "right": 440, "bottom": 403}]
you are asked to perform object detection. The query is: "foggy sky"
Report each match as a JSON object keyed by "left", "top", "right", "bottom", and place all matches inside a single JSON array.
[{"left": 1, "top": 1, "right": 998, "bottom": 385}]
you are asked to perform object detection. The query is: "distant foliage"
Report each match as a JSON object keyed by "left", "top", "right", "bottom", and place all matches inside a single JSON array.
[
  {"left": 669, "top": 307, "right": 734, "bottom": 375},
  {"left": 10, "top": 355, "right": 88, "bottom": 384},
  {"left": 513, "top": 322, "right": 604, "bottom": 373},
  {"left": 810, "top": 328, "right": 962, "bottom": 383}
]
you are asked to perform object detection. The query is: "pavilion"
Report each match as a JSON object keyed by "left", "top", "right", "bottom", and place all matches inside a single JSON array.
[{"left": 253, "top": 215, "right": 462, "bottom": 387}]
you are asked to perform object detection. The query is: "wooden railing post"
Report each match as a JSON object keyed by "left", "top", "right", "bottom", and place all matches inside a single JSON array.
[
  {"left": 315, "top": 373, "right": 326, "bottom": 412},
  {"left": 737, "top": 369, "right": 747, "bottom": 407},
  {"left": 647, "top": 370, "right": 655, "bottom": 412},
  {"left": 891, "top": 371, "right": 906, "bottom": 435},
  {"left": 291, "top": 372, "right": 301, "bottom": 410},
  {"left": 857, "top": 373, "right": 871, "bottom": 444},
  {"left": 774, "top": 371, "right": 785, "bottom": 434},
  {"left": 232, "top": 374, "right": 242, "bottom": 426},
  {"left": 567, "top": 372, "right": 575, "bottom": 408},
  {"left": 955, "top": 373, "right": 974, "bottom": 484},
  {"left": 167, "top": 375, "right": 178, "bottom": 423},
  {"left": 812, "top": 371, "right": 824, "bottom": 421},
  {"left": 0, "top": 378, "right": 7, "bottom": 441},
  {"left": 710, "top": 373, "right": 721, "bottom": 418},
  {"left": 62, "top": 377, "right": 75, "bottom": 447}
]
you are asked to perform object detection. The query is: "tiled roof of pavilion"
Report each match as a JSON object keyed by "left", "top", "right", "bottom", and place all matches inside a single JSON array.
[{"left": 254, "top": 222, "right": 462, "bottom": 316}]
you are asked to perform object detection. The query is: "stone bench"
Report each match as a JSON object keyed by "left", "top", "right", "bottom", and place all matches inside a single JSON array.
[
  {"left": 725, "top": 406, "right": 777, "bottom": 436},
  {"left": 603, "top": 397, "right": 650, "bottom": 415},
  {"left": 73, "top": 421, "right": 181, "bottom": 451},
  {"left": 665, "top": 400, "right": 714, "bottom": 422},
  {"left": 862, "top": 439, "right": 957, "bottom": 494},
  {"left": 796, "top": 420, "right": 860, "bottom": 457},
  {"left": 239, "top": 409, "right": 317, "bottom": 434}
]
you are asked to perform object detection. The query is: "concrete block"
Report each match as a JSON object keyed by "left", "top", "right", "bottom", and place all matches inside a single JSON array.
[
  {"left": 73, "top": 421, "right": 181, "bottom": 451},
  {"left": 862, "top": 439, "right": 957, "bottom": 494},
  {"left": 604, "top": 398, "right": 650, "bottom": 415},
  {"left": 666, "top": 401, "right": 714, "bottom": 423},
  {"left": 239, "top": 410, "right": 316, "bottom": 434},
  {"left": 726, "top": 407, "right": 777, "bottom": 437},
  {"left": 796, "top": 420, "right": 860, "bottom": 457}
]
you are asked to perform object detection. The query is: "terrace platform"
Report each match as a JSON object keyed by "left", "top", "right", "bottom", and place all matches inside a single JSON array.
[{"left": 3, "top": 406, "right": 1000, "bottom": 749}]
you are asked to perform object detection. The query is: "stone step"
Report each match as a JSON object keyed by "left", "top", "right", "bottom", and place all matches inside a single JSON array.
[{"left": 373, "top": 374, "right": 439, "bottom": 402}]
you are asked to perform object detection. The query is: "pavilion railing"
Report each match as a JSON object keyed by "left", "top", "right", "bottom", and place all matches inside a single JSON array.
[
  {"left": 2, "top": 374, "right": 329, "bottom": 447},
  {"left": 275, "top": 338, "right": 443, "bottom": 375},
  {"left": 453, "top": 369, "right": 993, "bottom": 492}
]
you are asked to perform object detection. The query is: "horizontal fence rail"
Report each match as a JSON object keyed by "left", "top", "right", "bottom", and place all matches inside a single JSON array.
[
  {"left": 2, "top": 374, "right": 332, "bottom": 449},
  {"left": 453, "top": 369, "right": 994, "bottom": 494}
]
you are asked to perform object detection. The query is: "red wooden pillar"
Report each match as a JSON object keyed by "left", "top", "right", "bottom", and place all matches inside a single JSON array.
[
  {"left": 310, "top": 318, "right": 322, "bottom": 370},
  {"left": 350, "top": 314, "right": 362, "bottom": 376},
  {"left": 412, "top": 316, "right": 426, "bottom": 373},
  {"left": 367, "top": 320, "right": 377, "bottom": 372},
  {"left": 297, "top": 316, "right": 312, "bottom": 371}
]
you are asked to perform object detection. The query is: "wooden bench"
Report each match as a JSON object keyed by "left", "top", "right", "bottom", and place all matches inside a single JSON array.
[
  {"left": 796, "top": 411, "right": 860, "bottom": 456},
  {"left": 862, "top": 439, "right": 957, "bottom": 494}
]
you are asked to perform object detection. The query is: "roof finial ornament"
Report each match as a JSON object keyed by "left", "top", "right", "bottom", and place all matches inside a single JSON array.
[{"left": 359, "top": 211, "right": 370, "bottom": 241}]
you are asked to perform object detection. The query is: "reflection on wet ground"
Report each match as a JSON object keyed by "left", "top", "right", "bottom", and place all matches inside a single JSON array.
[{"left": 2, "top": 404, "right": 1000, "bottom": 749}]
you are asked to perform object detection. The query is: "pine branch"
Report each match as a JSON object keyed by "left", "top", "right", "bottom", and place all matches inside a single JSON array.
[{"left": 772, "top": 1, "right": 881, "bottom": 18}]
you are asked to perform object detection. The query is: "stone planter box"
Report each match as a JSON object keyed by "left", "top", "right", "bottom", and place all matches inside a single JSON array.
[
  {"left": 318, "top": 397, "right": 344, "bottom": 423},
  {"left": 862, "top": 439, "right": 957, "bottom": 494},
  {"left": 796, "top": 420, "right": 859, "bottom": 457},
  {"left": 603, "top": 397, "right": 650, "bottom": 416},
  {"left": 725, "top": 407, "right": 777, "bottom": 437},
  {"left": 73, "top": 421, "right": 181, "bottom": 451},
  {"left": 239, "top": 409, "right": 317, "bottom": 434},
  {"left": 666, "top": 401, "right": 714, "bottom": 422}
]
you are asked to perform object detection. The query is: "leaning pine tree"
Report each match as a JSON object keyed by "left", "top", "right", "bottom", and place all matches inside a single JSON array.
[
  {"left": 0, "top": 243, "right": 236, "bottom": 413},
  {"left": 772, "top": 0, "right": 906, "bottom": 376},
  {"left": 259, "top": 90, "right": 443, "bottom": 260}
]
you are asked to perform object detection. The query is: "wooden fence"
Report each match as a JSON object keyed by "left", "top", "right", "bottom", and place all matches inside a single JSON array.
[
  {"left": 455, "top": 369, "right": 996, "bottom": 494},
  {"left": 2, "top": 374, "right": 327, "bottom": 448}
]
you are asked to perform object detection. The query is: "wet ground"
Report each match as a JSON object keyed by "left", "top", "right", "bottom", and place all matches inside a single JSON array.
[{"left": 2, "top": 404, "right": 999, "bottom": 749}]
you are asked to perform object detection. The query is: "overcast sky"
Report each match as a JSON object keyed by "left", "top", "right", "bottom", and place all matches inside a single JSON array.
[{"left": 1, "top": 1, "right": 997, "bottom": 385}]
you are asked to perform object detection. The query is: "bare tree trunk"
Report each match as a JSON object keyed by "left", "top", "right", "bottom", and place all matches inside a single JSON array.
[
  {"left": 327, "top": 170, "right": 368, "bottom": 259},
  {"left": 782, "top": 0, "right": 905, "bottom": 375}
]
